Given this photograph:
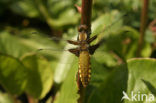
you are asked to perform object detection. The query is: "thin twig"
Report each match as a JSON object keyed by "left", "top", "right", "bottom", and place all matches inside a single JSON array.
[
  {"left": 77, "top": 0, "right": 93, "bottom": 103},
  {"left": 27, "top": 94, "right": 38, "bottom": 103},
  {"left": 137, "top": 0, "right": 149, "bottom": 57},
  {"left": 81, "top": 0, "right": 93, "bottom": 35}
]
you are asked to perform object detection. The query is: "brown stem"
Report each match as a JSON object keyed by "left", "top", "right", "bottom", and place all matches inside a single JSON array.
[
  {"left": 81, "top": 0, "right": 92, "bottom": 35},
  {"left": 27, "top": 94, "right": 38, "bottom": 103},
  {"left": 9, "top": 95, "right": 19, "bottom": 103},
  {"left": 137, "top": 0, "right": 149, "bottom": 57},
  {"left": 77, "top": 0, "right": 92, "bottom": 103},
  {"left": 78, "top": 88, "right": 85, "bottom": 103}
]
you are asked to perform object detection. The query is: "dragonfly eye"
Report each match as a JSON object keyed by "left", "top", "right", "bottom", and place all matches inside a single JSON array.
[{"left": 78, "top": 25, "right": 88, "bottom": 32}]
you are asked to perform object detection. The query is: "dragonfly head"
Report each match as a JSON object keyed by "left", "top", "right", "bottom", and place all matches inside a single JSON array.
[{"left": 78, "top": 24, "right": 90, "bottom": 41}]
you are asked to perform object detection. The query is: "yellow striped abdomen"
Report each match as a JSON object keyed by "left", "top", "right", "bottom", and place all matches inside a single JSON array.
[{"left": 79, "top": 51, "right": 91, "bottom": 87}]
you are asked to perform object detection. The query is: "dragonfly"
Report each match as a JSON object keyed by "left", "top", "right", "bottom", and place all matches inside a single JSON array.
[
  {"left": 67, "top": 25, "right": 100, "bottom": 87},
  {"left": 30, "top": 13, "right": 127, "bottom": 88}
]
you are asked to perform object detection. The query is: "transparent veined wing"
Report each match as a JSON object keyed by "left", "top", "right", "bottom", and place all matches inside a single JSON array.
[
  {"left": 16, "top": 10, "right": 128, "bottom": 67},
  {"left": 17, "top": 11, "right": 130, "bottom": 84},
  {"left": 23, "top": 11, "right": 128, "bottom": 65}
]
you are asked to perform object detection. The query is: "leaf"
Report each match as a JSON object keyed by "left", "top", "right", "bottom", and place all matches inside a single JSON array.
[
  {"left": 85, "top": 58, "right": 156, "bottom": 103},
  {"left": 10, "top": 0, "right": 39, "bottom": 18},
  {"left": 47, "top": 0, "right": 73, "bottom": 15},
  {"left": 145, "top": 30, "right": 155, "bottom": 44},
  {"left": 104, "top": 26, "right": 140, "bottom": 59},
  {"left": 10, "top": 0, "right": 79, "bottom": 28},
  {"left": 92, "top": 10, "right": 124, "bottom": 37},
  {"left": 0, "top": 91, "right": 14, "bottom": 103},
  {"left": 89, "top": 57, "right": 114, "bottom": 87},
  {"left": 54, "top": 60, "right": 79, "bottom": 103},
  {"left": 47, "top": 0, "right": 79, "bottom": 28},
  {"left": 93, "top": 51, "right": 117, "bottom": 67},
  {"left": 0, "top": 31, "right": 32, "bottom": 58},
  {"left": 141, "top": 42, "right": 152, "bottom": 57},
  {"left": 21, "top": 53, "right": 53, "bottom": 99},
  {"left": 122, "top": 0, "right": 141, "bottom": 10},
  {"left": 51, "top": 9, "right": 80, "bottom": 28},
  {"left": 87, "top": 63, "right": 128, "bottom": 103},
  {"left": 52, "top": 35, "right": 79, "bottom": 103},
  {"left": 53, "top": 34, "right": 78, "bottom": 83},
  {"left": 0, "top": 53, "right": 27, "bottom": 95},
  {"left": 0, "top": 30, "right": 65, "bottom": 59},
  {"left": 101, "top": 26, "right": 152, "bottom": 58},
  {"left": 126, "top": 58, "right": 156, "bottom": 103}
]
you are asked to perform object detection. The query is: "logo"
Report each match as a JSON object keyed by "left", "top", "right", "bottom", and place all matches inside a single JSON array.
[{"left": 121, "top": 91, "right": 155, "bottom": 102}]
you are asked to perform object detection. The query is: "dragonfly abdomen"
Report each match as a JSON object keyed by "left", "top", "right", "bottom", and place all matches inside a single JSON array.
[{"left": 79, "top": 51, "right": 91, "bottom": 87}]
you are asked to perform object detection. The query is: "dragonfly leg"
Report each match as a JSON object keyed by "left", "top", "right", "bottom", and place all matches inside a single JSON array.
[
  {"left": 87, "top": 35, "right": 97, "bottom": 44},
  {"left": 68, "top": 48, "right": 80, "bottom": 57},
  {"left": 89, "top": 43, "right": 100, "bottom": 55},
  {"left": 67, "top": 40, "right": 79, "bottom": 45}
]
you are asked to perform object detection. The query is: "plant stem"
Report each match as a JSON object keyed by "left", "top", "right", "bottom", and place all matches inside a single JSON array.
[
  {"left": 77, "top": 0, "right": 92, "bottom": 103},
  {"left": 78, "top": 87, "right": 85, "bottom": 103},
  {"left": 81, "top": 0, "right": 92, "bottom": 35},
  {"left": 137, "top": 0, "right": 149, "bottom": 57},
  {"left": 27, "top": 94, "right": 38, "bottom": 103}
]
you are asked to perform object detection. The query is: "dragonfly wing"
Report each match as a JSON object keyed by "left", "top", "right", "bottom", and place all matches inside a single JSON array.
[
  {"left": 23, "top": 31, "right": 79, "bottom": 64},
  {"left": 30, "top": 31, "right": 77, "bottom": 42},
  {"left": 68, "top": 47, "right": 79, "bottom": 57},
  {"left": 89, "top": 43, "right": 101, "bottom": 55},
  {"left": 35, "top": 47, "right": 78, "bottom": 64}
]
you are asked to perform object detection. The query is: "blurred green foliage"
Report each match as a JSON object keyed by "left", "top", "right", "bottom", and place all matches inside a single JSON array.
[{"left": 0, "top": 0, "right": 156, "bottom": 103}]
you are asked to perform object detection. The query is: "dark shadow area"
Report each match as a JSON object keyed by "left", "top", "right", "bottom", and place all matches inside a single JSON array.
[
  {"left": 142, "top": 79, "right": 156, "bottom": 96},
  {"left": 0, "top": 84, "right": 5, "bottom": 92},
  {"left": 150, "top": 50, "right": 156, "bottom": 58}
]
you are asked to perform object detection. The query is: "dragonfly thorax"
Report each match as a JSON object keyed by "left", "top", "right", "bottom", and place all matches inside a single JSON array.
[
  {"left": 78, "top": 42, "right": 89, "bottom": 51},
  {"left": 78, "top": 32, "right": 88, "bottom": 41}
]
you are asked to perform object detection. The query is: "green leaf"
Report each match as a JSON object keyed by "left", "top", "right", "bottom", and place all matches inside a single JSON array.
[
  {"left": 86, "top": 58, "right": 156, "bottom": 103},
  {"left": 51, "top": 9, "right": 80, "bottom": 28},
  {"left": 54, "top": 61, "right": 79, "bottom": 103},
  {"left": 141, "top": 42, "right": 152, "bottom": 57},
  {"left": 92, "top": 10, "right": 123, "bottom": 37},
  {"left": 145, "top": 30, "right": 155, "bottom": 44},
  {"left": 90, "top": 57, "right": 114, "bottom": 87},
  {"left": 92, "top": 51, "right": 117, "bottom": 67},
  {"left": 87, "top": 63, "right": 128, "bottom": 103},
  {"left": 10, "top": 0, "right": 39, "bottom": 18},
  {"left": 47, "top": 0, "right": 79, "bottom": 28},
  {"left": 126, "top": 58, "right": 156, "bottom": 103},
  {"left": 104, "top": 26, "right": 140, "bottom": 59},
  {"left": 0, "top": 30, "right": 64, "bottom": 59},
  {"left": 53, "top": 34, "right": 78, "bottom": 83},
  {"left": 10, "top": 0, "right": 79, "bottom": 28},
  {"left": 21, "top": 53, "right": 53, "bottom": 99},
  {"left": 53, "top": 35, "right": 79, "bottom": 103},
  {"left": 47, "top": 0, "right": 73, "bottom": 15},
  {"left": 0, "top": 32, "right": 32, "bottom": 58},
  {"left": 0, "top": 54, "right": 27, "bottom": 95},
  {"left": 0, "top": 91, "right": 14, "bottom": 103},
  {"left": 101, "top": 26, "right": 152, "bottom": 58}
]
